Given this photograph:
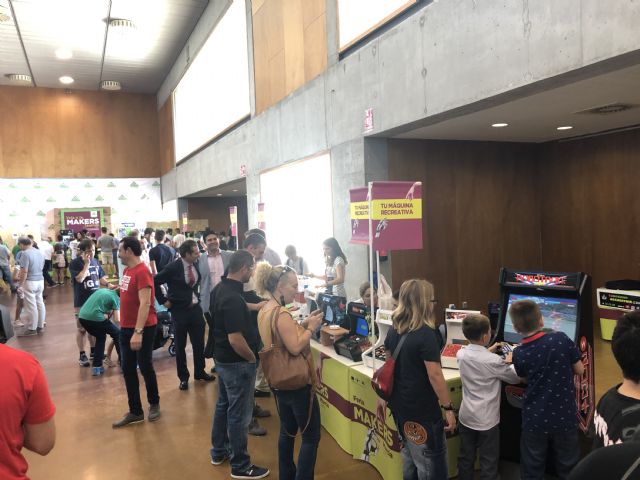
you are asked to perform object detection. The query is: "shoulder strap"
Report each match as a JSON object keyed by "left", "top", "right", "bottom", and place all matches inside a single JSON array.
[
  {"left": 391, "top": 334, "right": 408, "bottom": 360},
  {"left": 268, "top": 306, "right": 284, "bottom": 346}
]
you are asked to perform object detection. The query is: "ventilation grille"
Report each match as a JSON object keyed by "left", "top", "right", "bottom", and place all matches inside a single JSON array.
[{"left": 577, "top": 103, "right": 635, "bottom": 115}]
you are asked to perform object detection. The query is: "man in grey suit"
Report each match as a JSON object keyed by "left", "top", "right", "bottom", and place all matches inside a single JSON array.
[{"left": 201, "top": 230, "right": 232, "bottom": 364}]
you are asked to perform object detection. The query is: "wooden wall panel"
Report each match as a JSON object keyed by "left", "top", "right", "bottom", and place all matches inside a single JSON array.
[
  {"left": 187, "top": 197, "right": 249, "bottom": 241},
  {"left": 253, "top": 0, "right": 327, "bottom": 114},
  {"left": 158, "top": 96, "right": 175, "bottom": 176},
  {"left": 388, "top": 139, "right": 542, "bottom": 313},
  {"left": 539, "top": 129, "right": 640, "bottom": 294},
  {"left": 0, "top": 85, "right": 160, "bottom": 178}
]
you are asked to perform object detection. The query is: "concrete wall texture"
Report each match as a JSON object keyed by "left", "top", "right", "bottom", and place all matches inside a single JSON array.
[{"left": 159, "top": 0, "right": 640, "bottom": 297}]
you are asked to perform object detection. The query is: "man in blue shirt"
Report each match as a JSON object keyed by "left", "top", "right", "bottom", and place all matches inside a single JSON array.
[{"left": 69, "top": 239, "right": 115, "bottom": 366}]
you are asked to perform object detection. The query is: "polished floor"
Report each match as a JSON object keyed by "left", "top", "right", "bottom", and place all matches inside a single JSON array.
[{"left": 1, "top": 284, "right": 622, "bottom": 480}]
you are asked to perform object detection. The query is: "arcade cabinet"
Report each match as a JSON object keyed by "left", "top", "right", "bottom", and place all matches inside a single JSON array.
[
  {"left": 495, "top": 268, "right": 595, "bottom": 463},
  {"left": 333, "top": 302, "right": 373, "bottom": 362}
]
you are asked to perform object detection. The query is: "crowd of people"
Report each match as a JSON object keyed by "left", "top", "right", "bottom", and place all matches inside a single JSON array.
[{"left": 1, "top": 226, "right": 639, "bottom": 480}]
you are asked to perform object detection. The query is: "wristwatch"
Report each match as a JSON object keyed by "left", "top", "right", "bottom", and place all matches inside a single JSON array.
[
  {"left": 134, "top": 328, "right": 144, "bottom": 334},
  {"left": 440, "top": 402, "right": 455, "bottom": 411}
]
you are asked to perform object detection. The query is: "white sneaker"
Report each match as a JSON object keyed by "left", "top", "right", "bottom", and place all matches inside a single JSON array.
[{"left": 13, "top": 319, "right": 25, "bottom": 327}]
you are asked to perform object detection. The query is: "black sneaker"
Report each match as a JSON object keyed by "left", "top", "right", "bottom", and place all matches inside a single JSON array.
[
  {"left": 230, "top": 465, "right": 270, "bottom": 479},
  {"left": 112, "top": 412, "right": 144, "bottom": 428},
  {"left": 79, "top": 353, "right": 90, "bottom": 367},
  {"left": 148, "top": 404, "right": 161, "bottom": 422}
]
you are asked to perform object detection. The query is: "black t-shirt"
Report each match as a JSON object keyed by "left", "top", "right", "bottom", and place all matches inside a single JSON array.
[
  {"left": 149, "top": 244, "right": 175, "bottom": 273},
  {"left": 384, "top": 325, "right": 442, "bottom": 423},
  {"left": 69, "top": 257, "right": 105, "bottom": 307},
  {"left": 210, "top": 278, "right": 260, "bottom": 363},
  {"left": 568, "top": 442, "right": 640, "bottom": 480},
  {"left": 593, "top": 384, "right": 640, "bottom": 449}
]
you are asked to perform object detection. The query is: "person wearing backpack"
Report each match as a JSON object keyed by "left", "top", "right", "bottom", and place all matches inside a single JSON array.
[{"left": 376, "top": 279, "right": 456, "bottom": 480}]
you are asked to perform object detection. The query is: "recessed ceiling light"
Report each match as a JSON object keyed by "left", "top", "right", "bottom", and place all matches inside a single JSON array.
[
  {"left": 101, "top": 80, "right": 121, "bottom": 91},
  {"left": 55, "top": 47, "right": 73, "bottom": 60},
  {"left": 216, "top": 194, "right": 223, "bottom": 197},
  {"left": 557, "top": 126, "right": 573, "bottom": 131},
  {"left": 232, "top": 189, "right": 238, "bottom": 192},
  {"left": 59, "top": 76, "right": 74, "bottom": 84},
  {"left": 491, "top": 123, "right": 509, "bottom": 128},
  {"left": 5, "top": 73, "right": 32, "bottom": 84}
]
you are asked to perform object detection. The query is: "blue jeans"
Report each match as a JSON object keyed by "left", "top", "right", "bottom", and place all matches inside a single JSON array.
[
  {"left": 211, "top": 361, "right": 257, "bottom": 471},
  {"left": 120, "top": 326, "right": 159, "bottom": 416},
  {"left": 397, "top": 417, "right": 448, "bottom": 480},
  {"left": 520, "top": 429, "right": 580, "bottom": 480},
  {"left": 275, "top": 385, "right": 321, "bottom": 480}
]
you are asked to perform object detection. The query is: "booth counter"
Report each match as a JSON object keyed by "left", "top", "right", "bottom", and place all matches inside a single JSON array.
[{"left": 310, "top": 340, "right": 463, "bottom": 479}]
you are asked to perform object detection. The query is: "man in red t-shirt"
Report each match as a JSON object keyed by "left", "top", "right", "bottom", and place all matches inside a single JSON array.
[
  {"left": 113, "top": 236, "right": 160, "bottom": 428},
  {"left": 0, "top": 343, "right": 56, "bottom": 480}
]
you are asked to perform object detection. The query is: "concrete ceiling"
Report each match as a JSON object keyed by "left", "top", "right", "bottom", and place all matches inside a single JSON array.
[
  {"left": 394, "top": 63, "right": 640, "bottom": 143},
  {"left": 187, "top": 178, "right": 247, "bottom": 198},
  {"left": 0, "top": 0, "right": 208, "bottom": 93}
]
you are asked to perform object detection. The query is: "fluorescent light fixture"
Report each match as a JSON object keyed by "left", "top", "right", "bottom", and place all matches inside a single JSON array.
[
  {"left": 216, "top": 194, "right": 223, "bottom": 197},
  {"left": 5, "top": 73, "right": 32, "bottom": 84},
  {"left": 55, "top": 47, "right": 73, "bottom": 59},
  {"left": 59, "top": 76, "right": 74, "bottom": 84},
  {"left": 557, "top": 126, "right": 573, "bottom": 131},
  {"left": 491, "top": 123, "right": 509, "bottom": 128},
  {"left": 101, "top": 80, "right": 122, "bottom": 91},
  {"left": 232, "top": 189, "right": 238, "bottom": 192}
]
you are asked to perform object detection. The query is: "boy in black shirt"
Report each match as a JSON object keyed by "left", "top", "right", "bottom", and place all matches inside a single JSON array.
[
  {"left": 510, "top": 300, "right": 584, "bottom": 480},
  {"left": 593, "top": 310, "right": 640, "bottom": 448}
]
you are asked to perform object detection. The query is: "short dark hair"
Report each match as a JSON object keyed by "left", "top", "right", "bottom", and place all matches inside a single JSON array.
[
  {"left": 78, "top": 239, "right": 94, "bottom": 252},
  {"left": 612, "top": 311, "right": 640, "bottom": 382},
  {"left": 243, "top": 233, "right": 266, "bottom": 249},
  {"left": 462, "top": 313, "right": 491, "bottom": 341},
  {"left": 167, "top": 228, "right": 173, "bottom": 234},
  {"left": 179, "top": 239, "right": 198, "bottom": 258},
  {"left": 101, "top": 227, "right": 107, "bottom": 233},
  {"left": 120, "top": 236, "right": 142, "bottom": 256},
  {"left": 18, "top": 236, "right": 32, "bottom": 246},
  {"left": 508, "top": 300, "right": 541, "bottom": 334},
  {"left": 155, "top": 230, "right": 165, "bottom": 242},
  {"left": 204, "top": 230, "right": 218, "bottom": 241},
  {"left": 228, "top": 250, "right": 255, "bottom": 274},
  {"left": 144, "top": 227, "right": 154, "bottom": 236}
]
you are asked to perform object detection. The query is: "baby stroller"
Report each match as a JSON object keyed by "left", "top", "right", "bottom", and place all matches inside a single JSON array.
[{"left": 154, "top": 302, "right": 176, "bottom": 357}]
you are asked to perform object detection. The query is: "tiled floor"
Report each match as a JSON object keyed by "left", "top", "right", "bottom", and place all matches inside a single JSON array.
[{"left": 0, "top": 284, "right": 622, "bottom": 479}]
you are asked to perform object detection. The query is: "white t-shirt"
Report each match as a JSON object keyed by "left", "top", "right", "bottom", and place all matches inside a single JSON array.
[{"left": 39, "top": 241, "right": 54, "bottom": 261}]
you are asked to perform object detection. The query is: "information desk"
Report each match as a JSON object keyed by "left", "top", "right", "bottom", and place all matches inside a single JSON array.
[{"left": 311, "top": 341, "right": 463, "bottom": 479}]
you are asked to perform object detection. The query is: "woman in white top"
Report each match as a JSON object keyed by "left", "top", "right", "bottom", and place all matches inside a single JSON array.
[{"left": 312, "top": 237, "right": 347, "bottom": 298}]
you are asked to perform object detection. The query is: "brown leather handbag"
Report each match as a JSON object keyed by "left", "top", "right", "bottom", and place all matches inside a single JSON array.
[{"left": 259, "top": 307, "right": 312, "bottom": 391}]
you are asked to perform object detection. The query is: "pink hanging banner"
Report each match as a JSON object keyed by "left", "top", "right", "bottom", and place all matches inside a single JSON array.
[
  {"left": 349, "top": 187, "right": 369, "bottom": 245},
  {"left": 370, "top": 181, "right": 423, "bottom": 251},
  {"left": 229, "top": 206, "right": 238, "bottom": 237},
  {"left": 257, "top": 203, "right": 266, "bottom": 230}
]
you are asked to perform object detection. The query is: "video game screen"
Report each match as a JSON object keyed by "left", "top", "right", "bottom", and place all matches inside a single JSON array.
[
  {"left": 503, "top": 293, "right": 578, "bottom": 344},
  {"left": 355, "top": 317, "right": 369, "bottom": 337},
  {"left": 317, "top": 293, "right": 347, "bottom": 328}
]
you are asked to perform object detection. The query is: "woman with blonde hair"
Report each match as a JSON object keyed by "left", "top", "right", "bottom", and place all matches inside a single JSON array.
[
  {"left": 377, "top": 279, "right": 456, "bottom": 480},
  {"left": 255, "top": 263, "right": 323, "bottom": 480}
]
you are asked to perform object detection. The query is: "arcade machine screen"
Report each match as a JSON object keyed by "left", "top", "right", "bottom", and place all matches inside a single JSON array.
[
  {"left": 314, "top": 294, "right": 347, "bottom": 339},
  {"left": 503, "top": 293, "right": 578, "bottom": 344}
]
